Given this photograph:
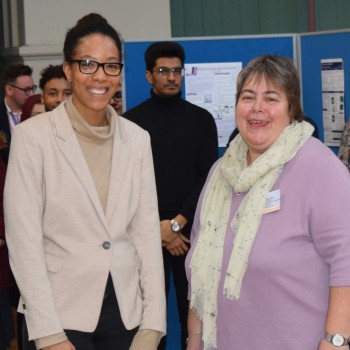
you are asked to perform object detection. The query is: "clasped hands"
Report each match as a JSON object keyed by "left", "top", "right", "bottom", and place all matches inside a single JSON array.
[{"left": 160, "top": 219, "right": 190, "bottom": 256}]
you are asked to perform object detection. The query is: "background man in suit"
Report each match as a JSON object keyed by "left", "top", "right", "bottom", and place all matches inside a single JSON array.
[
  {"left": 0, "top": 64, "right": 36, "bottom": 145},
  {"left": 124, "top": 41, "right": 218, "bottom": 349},
  {"left": 0, "top": 64, "right": 35, "bottom": 350}
]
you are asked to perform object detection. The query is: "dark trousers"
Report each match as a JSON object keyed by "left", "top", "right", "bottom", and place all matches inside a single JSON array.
[
  {"left": 158, "top": 248, "right": 188, "bottom": 350},
  {"left": 0, "top": 288, "right": 16, "bottom": 350},
  {"left": 10, "top": 284, "right": 23, "bottom": 350},
  {"left": 22, "top": 275, "right": 138, "bottom": 350}
]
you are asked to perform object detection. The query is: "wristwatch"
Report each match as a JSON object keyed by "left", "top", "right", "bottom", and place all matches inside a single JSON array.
[
  {"left": 170, "top": 219, "right": 181, "bottom": 233},
  {"left": 324, "top": 332, "right": 350, "bottom": 347}
]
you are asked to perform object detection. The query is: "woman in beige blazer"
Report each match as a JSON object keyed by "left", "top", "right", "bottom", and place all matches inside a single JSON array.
[{"left": 4, "top": 13, "right": 166, "bottom": 350}]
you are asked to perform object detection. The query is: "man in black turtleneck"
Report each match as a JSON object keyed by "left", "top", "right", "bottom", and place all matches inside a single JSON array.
[{"left": 123, "top": 41, "right": 218, "bottom": 349}]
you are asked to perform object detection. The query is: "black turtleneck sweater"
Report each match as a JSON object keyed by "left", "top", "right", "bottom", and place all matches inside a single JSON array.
[{"left": 123, "top": 90, "right": 218, "bottom": 237}]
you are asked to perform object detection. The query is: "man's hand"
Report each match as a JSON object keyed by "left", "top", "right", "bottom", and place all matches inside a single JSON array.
[
  {"left": 160, "top": 220, "right": 177, "bottom": 245},
  {"left": 160, "top": 214, "right": 189, "bottom": 255},
  {"left": 164, "top": 233, "right": 190, "bottom": 256}
]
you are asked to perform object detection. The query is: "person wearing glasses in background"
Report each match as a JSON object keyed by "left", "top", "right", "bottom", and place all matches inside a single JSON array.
[
  {"left": 109, "top": 84, "right": 123, "bottom": 115},
  {"left": 0, "top": 64, "right": 36, "bottom": 145},
  {"left": 39, "top": 64, "right": 72, "bottom": 112},
  {"left": 124, "top": 41, "right": 218, "bottom": 350},
  {"left": 0, "top": 64, "right": 36, "bottom": 350},
  {"left": 5, "top": 13, "right": 165, "bottom": 350}
]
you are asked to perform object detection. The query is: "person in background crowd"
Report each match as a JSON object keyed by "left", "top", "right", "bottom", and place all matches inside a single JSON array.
[
  {"left": 0, "top": 64, "right": 36, "bottom": 350},
  {"left": 338, "top": 118, "right": 350, "bottom": 171},
  {"left": 21, "top": 94, "right": 45, "bottom": 121},
  {"left": 123, "top": 41, "right": 218, "bottom": 350},
  {"left": 0, "top": 64, "right": 36, "bottom": 144},
  {"left": 186, "top": 55, "right": 350, "bottom": 350},
  {"left": 109, "top": 84, "right": 123, "bottom": 115},
  {"left": 5, "top": 13, "right": 165, "bottom": 350},
  {"left": 39, "top": 64, "right": 72, "bottom": 112}
]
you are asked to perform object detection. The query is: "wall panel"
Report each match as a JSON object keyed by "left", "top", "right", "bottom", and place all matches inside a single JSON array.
[{"left": 170, "top": 0, "right": 314, "bottom": 37}]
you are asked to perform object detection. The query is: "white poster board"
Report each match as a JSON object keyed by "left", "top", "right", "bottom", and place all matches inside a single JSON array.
[
  {"left": 321, "top": 58, "right": 345, "bottom": 147},
  {"left": 184, "top": 62, "right": 242, "bottom": 147}
]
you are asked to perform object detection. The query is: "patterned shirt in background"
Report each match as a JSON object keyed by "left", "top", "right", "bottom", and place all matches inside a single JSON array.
[{"left": 338, "top": 119, "right": 350, "bottom": 171}]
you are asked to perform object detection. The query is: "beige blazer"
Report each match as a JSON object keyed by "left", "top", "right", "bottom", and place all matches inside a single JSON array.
[{"left": 4, "top": 102, "right": 166, "bottom": 340}]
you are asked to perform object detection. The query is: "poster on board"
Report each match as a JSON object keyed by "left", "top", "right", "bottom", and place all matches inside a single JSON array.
[
  {"left": 184, "top": 62, "right": 242, "bottom": 147},
  {"left": 321, "top": 58, "right": 345, "bottom": 147}
]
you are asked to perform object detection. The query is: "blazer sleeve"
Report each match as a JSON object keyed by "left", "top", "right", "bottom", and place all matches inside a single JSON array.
[{"left": 4, "top": 124, "right": 64, "bottom": 340}]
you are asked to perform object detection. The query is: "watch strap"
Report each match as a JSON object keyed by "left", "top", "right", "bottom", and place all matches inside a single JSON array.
[{"left": 325, "top": 332, "right": 350, "bottom": 347}]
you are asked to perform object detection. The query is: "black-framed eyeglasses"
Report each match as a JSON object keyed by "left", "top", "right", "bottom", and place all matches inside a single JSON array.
[
  {"left": 9, "top": 84, "right": 37, "bottom": 94},
  {"left": 67, "top": 59, "right": 123, "bottom": 77},
  {"left": 153, "top": 67, "right": 185, "bottom": 77}
]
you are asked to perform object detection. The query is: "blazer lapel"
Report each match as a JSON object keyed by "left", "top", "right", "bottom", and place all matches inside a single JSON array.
[{"left": 52, "top": 103, "right": 109, "bottom": 231}]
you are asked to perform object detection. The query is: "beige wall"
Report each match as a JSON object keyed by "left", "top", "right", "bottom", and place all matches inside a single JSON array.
[{"left": 2, "top": 0, "right": 171, "bottom": 86}]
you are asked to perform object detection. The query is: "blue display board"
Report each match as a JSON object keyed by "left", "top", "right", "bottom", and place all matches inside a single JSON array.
[
  {"left": 299, "top": 30, "right": 350, "bottom": 151},
  {"left": 121, "top": 30, "right": 350, "bottom": 350},
  {"left": 124, "top": 35, "right": 296, "bottom": 111},
  {"left": 122, "top": 31, "right": 350, "bottom": 349}
]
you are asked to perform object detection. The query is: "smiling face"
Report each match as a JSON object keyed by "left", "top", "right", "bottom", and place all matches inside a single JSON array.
[
  {"left": 236, "top": 74, "right": 292, "bottom": 164},
  {"left": 63, "top": 33, "right": 120, "bottom": 123},
  {"left": 42, "top": 78, "right": 72, "bottom": 111},
  {"left": 146, "top": 57, "right": 183, "bottom": 97}
]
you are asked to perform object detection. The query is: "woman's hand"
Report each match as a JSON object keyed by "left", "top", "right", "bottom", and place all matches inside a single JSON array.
[
  {"left": 318, "top": 339, "right": 348, "bottom": 350},
  {"left": 186, "top": 332, "right": 201, "bottom": 350},
  {"left": 43, "top": 340, "right": 76, "bottom": 350},
  {"left": 187, "top": 308, "right": 202, "bottom": 350},
  {"left": 322, "top": 287, "right": 350, "bottom": 350}
]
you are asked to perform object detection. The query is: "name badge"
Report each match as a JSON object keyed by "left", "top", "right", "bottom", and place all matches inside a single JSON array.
[{"left": 262, "top": 189, "right": 281, "bottom": 214}]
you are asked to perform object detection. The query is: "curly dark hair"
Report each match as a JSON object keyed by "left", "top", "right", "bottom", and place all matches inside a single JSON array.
[{"left": 39, "top": 64, "right": 67, "bottom": 90}]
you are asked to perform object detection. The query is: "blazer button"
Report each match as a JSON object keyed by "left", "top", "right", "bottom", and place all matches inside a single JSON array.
[
  {"left": 22, "top": 304, "right": 26, "bottom": 309},
  {"left": 102, "top": 241, "right": 111, "bottom": 250}
]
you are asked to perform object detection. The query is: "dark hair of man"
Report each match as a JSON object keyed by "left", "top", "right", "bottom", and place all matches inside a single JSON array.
[
  {"left": 63, "top": 13, "right": 122, "bottom": 62},
  {"left": 39, "top": 65, "right": 67, "bottom": 90},
  {"left": 3, "top": 64, "right": 33, "bottom": 85},
  {"left": 144, "top": 41, "right": 185, "bottom": 72}
]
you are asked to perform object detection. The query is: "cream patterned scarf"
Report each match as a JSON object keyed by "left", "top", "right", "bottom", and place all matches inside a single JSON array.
[{"left": 189, "top": 121, "right": 314, "bottom": 350}]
